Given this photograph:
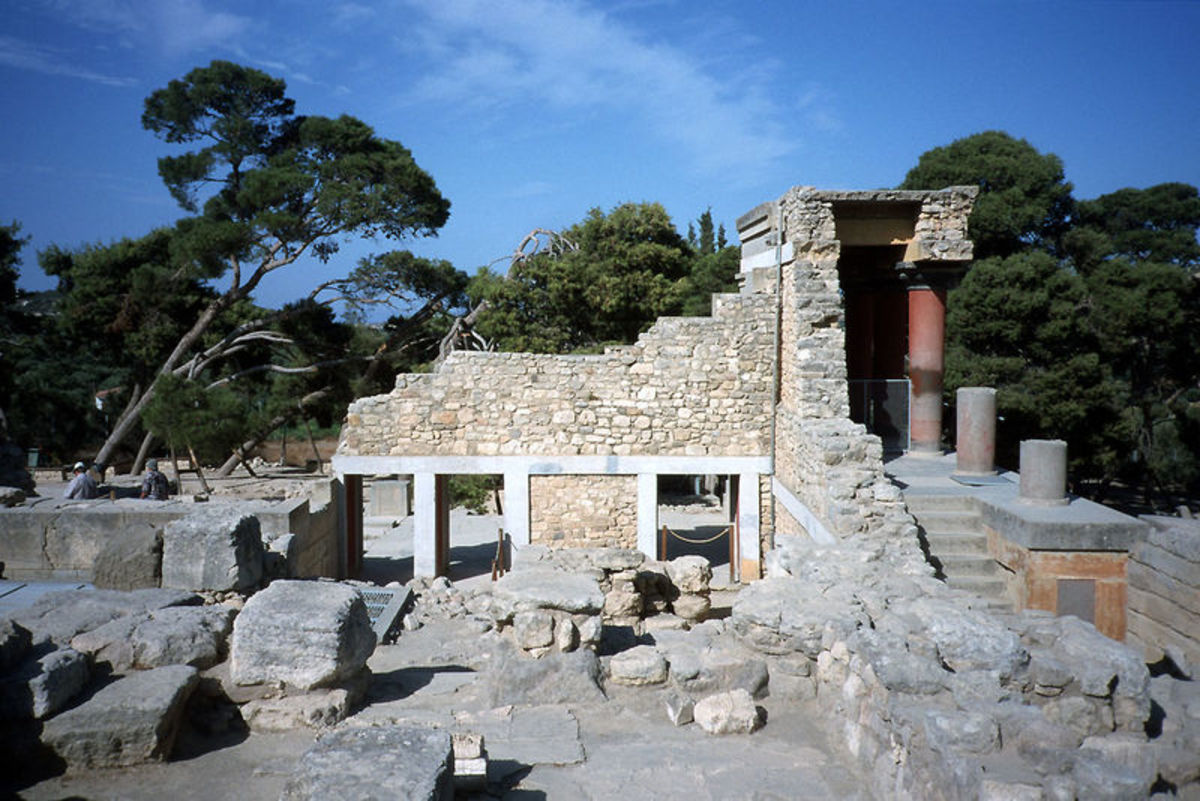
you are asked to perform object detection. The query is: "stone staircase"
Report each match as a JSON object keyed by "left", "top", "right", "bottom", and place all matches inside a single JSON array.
[{"left": 903, "top": 491, "right": 1012, "bottom": 610}]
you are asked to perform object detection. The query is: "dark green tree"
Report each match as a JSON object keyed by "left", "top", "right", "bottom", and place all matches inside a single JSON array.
[
  {"left": 473, "top": 203, "right": 691, "bottom": 352},
  {"left": 0, "top": 222, "right": 29, "bottom": 439},
  {"left": 900, "top": 130, "right": 1074, "bottom": 258},
  {"left": 94, "top": 60, "right": 450, "bottom": 465}
]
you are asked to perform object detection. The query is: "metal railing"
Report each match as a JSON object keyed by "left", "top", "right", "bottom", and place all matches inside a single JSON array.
[{"left": 848, "top": 379, "right": 911, "bottom": 454}]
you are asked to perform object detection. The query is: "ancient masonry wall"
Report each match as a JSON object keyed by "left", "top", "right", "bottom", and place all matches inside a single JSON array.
[
  {"left": 342, "top": 293, "right": 775, "bottom": 459},
  {"left": 1126, "top": 516, "right": 1200, "bottom": 672},
  {"left": 744, "top": 187, "right": 974, "bottom": 543},
  {"left": 529, "top": 475, "right": 638, "bottom": 549}
]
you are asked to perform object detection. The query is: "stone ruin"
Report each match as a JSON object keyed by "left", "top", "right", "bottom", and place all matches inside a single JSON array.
[{"left": 2, "top": 184, "right": 1199, "bottom": 799}]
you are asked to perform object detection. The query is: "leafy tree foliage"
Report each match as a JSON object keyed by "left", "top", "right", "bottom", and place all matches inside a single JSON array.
[
  {"left": 900, "top": 130, "right": 1074, "bottom": 258},
  {"left": 92, "top": 60, "right": 451, "bottom": 465},
  {"left": 473, "top": 203, "right": 692, "bottom": 352},
  {"left": 910, "top": 133, "right": 1200, "bottom": 507}
]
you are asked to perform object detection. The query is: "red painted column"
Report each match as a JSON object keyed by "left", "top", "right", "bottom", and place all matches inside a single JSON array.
[{"left": 907, "top": 284, "right": 946, "bottom": 453}]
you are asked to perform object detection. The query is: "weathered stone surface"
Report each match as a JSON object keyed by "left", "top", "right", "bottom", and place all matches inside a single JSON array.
[
  {"left": 41, "top": 664, "right": 198, "bottom": 769},
  {"left": 512, "top": 610, "right": 555, "bottom": 650},
  {"left": 7, "top": 587, "right": 199, "bottom": 646},
  {"left": 0, "top": 617, "right": 32, "bottom": 670},
  {"left": 492, "top": 569, "right": 605, "bottom": 617},
  {"left": 608, "top": 644, "right": 668, "bottom": 686},
  {"left": 554, "top": 616, "right": 578, "bottom": 652},
  {"left": 664, "top": 689, "right": 694, "bottom": 726},
  {"left": 92, "top": 523, "right": 161, "bottom": 590},
  {"left": 731, "top": 577, "right": 866, "bottom": 657},
  {"left": 281, "top": 725, "right": 453, "bottom": 801},
  {"left": 132, "top": 605, "right": 235, "bottom": 669},
  {"left": 161, "top": 508, "right": 265, "bottom": 592},
  {"left": 484, "top": 649, "right": 605, "bottom": 706},
  {"left": 230, "top": 580, "right": 375, "bottom": 690},
  {"left": 1072, "top": 746, "right": 1154, "bottom": 800},
  {"left": 851, "top": 629, "right": 947, "bottom": 695},
  {"left": 0, "top": 645, "right": 89, "bottom": 719},
  {"left": 901, "top": 597, "right": 1028, "bottom": 679},
  {"left": 241, "top": 686, "right": 356, "bottom": 732},
  {"left": 693, "top": 688, "right": 762, "bottom": 735},
  {"left": 665, "top": 555, "right": 712, "bottom": 595},
  {"left": 603, "top": 588, "right": 643, "bottom": 619},
  {"left": 923, "top": 709, "right": 1000, "bottom": 755},
  {"left": 672, "top": 592, "right": 711, "bottom": 621}
]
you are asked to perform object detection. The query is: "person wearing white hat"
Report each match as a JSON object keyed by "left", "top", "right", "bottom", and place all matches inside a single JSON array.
[{"left": 64, "top": 461, "right": 99, "bottom": 499}]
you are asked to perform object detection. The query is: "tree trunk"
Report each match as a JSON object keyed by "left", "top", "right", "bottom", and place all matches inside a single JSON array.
[{"left": 131, "top": 431, "right": 155, "bottom": 476}]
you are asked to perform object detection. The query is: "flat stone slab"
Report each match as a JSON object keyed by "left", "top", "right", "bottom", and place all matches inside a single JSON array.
[
  {"left": 280, "top": 725, "right": 453, "bottom": 801},
  {"left": 5, "top": 588, "right": 200, "bottom": 646},
  {"left": 492, "top": 570, "right": 605, "bottom": 616},
  {"left": 41, "top": 664, "right": 199, "bottom": 769},
  {"left": 161, "top": 508, "right": 264, "bottom": 592}
]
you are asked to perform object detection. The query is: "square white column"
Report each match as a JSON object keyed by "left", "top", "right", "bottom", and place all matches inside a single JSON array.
[
  {"left": 413, "top": 472, "right": 437, "bottom": 577},
  {"left": 636, "top": 472, "right": 658, "bottom": 559},
  {"left": 503, "top": 470, "right": 531, "bottom": 548},
  {"left": 738, "top": 471, "right": 761, "bottom": 572}
]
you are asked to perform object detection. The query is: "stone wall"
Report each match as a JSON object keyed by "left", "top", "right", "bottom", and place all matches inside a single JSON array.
[
  {"left": 0, "top": 490, "right": 340, "bottom": 582},
  {"left": 340, "top": 292, "right": 776, "bottom": 460},
  {"left": 528, "top": 475, "right": 638, "bottom": 549},
  {"left": 1126, "top": 516, "right": 1200, "bottom": 674}
]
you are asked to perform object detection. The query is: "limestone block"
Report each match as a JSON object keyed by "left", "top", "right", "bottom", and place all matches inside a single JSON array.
[
  {"left": 161, "top": 508, "right": 264, "bottom": 593},
  {"left": 663, "top": 690, "right": 694, "bottom": 726},
  {"left": 665, "top": 555, "right": 713, "bottom": 595},
  {"left": 41, "top": 664, "right": 199, "bottom": 769},
  {"left": 131, "top": 605, "right": 235, "bottom": 669},
  {"left": 8, "top": 587, "right": 199, "bottom": 647},
  {"left": 923, "top": 709, "right": 999, "bottom": 755},
  {"left": 693, "top": 688, "right": 762, "bottom": 735},
  {"left": 1079, "top": 733, "right": 1157, "bottom": 792},
  {"left": 608, "top": 645, "right": 668, "bottom": 686},
  {"left": 603, "top": 588, "right": 643, "bottom": 619},
  {"left": 92, "top": 523, "right": 161, "bottom": 590},
  {"left": 554, "top": 616, "right": 579, "bottom": 652},
  {"left": 492, "top": 569, "right": 605, "bottom": 618},
  {"left": 1072, "top": 747, "right": 1154, "bottom": 800},
  {"left": 230, "top": 580, "right": 376, "bottom": 690},
  {"left": 513, "top": 610, "right": 555, "bottom": 650},
  {"left": 241, "top": 687, "right": 356, "bottom": 732},
  {"left": 672, "top": 592, "right": 711, "bottom": 622},
  {"left": 483, "top": 650, "right": 605, "bottom": 707},
  {"left": 280, "top": 726, "right": 453, "bottom": 801},
  {"left": 903, "top": 597, "right": 1028, "bottom": 680},
  {"left": 0, "top": 645, "right": 89, "bottom": 719}
]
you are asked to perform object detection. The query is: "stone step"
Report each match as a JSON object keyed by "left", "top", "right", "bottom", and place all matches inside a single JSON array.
[
  {"left": 901, "top": 492, "right": 979, "bottom": 514},
  {"left": 913, "top": 509, "right": 984, "bottom": 534},
  {"left": 945, "top": 574, "right": 1009, "bottom": 599},
  {"left": 936, "top": 553, "right": 1001, "bottom": 577},
  {"left": 922, "top": 532, "right": 989, "bottom": 555}
]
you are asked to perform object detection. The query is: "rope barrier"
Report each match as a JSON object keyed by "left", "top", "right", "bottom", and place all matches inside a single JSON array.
[{"left": 662, "top": 526, "right": 731, "bottom": 545}]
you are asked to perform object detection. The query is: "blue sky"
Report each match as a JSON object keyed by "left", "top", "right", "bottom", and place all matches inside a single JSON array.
[{"left": 3, "top": 0, "right": 1198, "bottom": 312}]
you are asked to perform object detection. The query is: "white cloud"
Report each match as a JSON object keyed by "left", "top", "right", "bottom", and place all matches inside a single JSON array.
[
  {"left": 45, "top": 0, "right": 250, "bottom": 54},
  {"left": 397, "top": 0, "right": 795, "bottom": 181},
  {"left": 0, "top": 35, "right": 136, "bottom": 86}
]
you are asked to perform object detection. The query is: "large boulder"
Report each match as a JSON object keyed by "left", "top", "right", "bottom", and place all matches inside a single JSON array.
[
  {"left": 665, "top": 555, "right": 712, "bottom": 595},
  {"left": 74, "top": 605, "right": 235, "bottom": 671},
  {"left": 230, "top": 580, "right": 375, "bottom": 690},
  {"left": 92, "top": 523, "right": 162, "bottom": 590},
  {"left": 693, "top": 688, "right": 762, "bottom": 735},
  {"left": 0, "top": 645, "right": 89, "bottom": 719},
  {"left": 41, "top": 664, "right": 199, "bottom": 768},
  {"left": 161, "top": 508, "right": 265, "bottom": 592},
  {"left": 484, "top": 649, "right": 605, "bottom": 706},
  {"left": 281, "top": 726, "right": 453, "bottom": 801},
  {"left": 608, "top": 645, "right": 668, "bottom": 686}
]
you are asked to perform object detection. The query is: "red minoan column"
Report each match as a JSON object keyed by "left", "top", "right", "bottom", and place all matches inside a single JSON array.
[{"left": 907, "top": 283, "right": 946, "bottom": 453}]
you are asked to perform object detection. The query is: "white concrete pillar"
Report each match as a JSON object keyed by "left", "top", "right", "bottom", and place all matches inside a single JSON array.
[
  {"left": 737, "top": 472, "right": 761, "bottom": 580},
  {"left": 413, "top": 472, "right": 438, "bottom": 576},
  {"left": 636, "top": 473, "right": 658, "bottom": 560},
  {"left": 504, "top": 470, "right": 531, "bottom": 548}
]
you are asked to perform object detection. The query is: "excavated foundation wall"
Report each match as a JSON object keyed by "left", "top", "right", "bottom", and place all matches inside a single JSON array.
[
  {"left": 529, "top": 475, "right": 638, "bottom": 549},
  {"left": 1126, "top": 516, "right": 1200, "bottom": 673}
]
